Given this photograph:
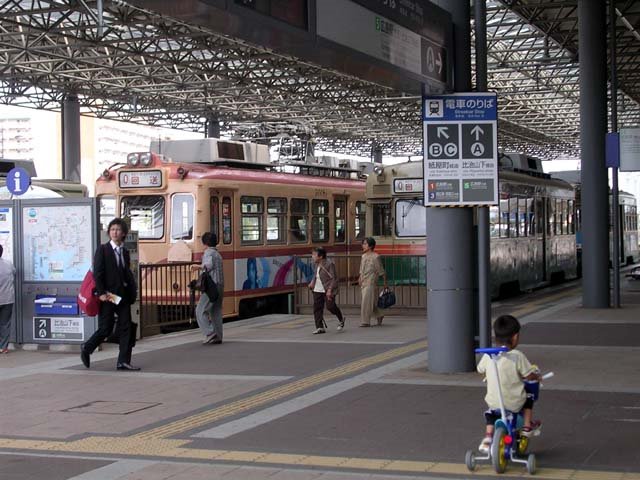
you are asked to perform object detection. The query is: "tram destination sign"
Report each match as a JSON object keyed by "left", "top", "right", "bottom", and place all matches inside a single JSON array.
[
  {"left": 118, "top": 170, "right": 163, "bottom": 189},
  {"left": 422, "top": 92, "right": 498, "bottom": 207}
]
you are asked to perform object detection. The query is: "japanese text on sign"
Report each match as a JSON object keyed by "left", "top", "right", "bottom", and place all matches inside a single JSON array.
[{"left": 118, "top": 170, "right": 163, "bottom": 189}]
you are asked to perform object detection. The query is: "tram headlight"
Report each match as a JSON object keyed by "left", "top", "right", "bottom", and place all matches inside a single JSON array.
[
  {"left": 127, "top": 153, "right": 140, "bottom": 166},
  {"left": 140, "top": 152, "right": 152, "bottom": 166},
  {"left": 373, "top": 165, "right": 384, "bottom": 176}
]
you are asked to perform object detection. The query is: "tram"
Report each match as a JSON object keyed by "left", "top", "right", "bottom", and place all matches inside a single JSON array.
[
  {"left": 550, "top": 170, "right": 639, "bottom": 274},
  {"left": 95, "top": 138, "right": 367, "bottom": 319},
  {"left": 366, "top": 153, "right": 578, "bottom": 297}
]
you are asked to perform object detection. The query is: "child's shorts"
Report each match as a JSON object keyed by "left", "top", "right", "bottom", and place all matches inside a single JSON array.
[{"left": 484, "top": 397, "right": 534, "bottom": 425}]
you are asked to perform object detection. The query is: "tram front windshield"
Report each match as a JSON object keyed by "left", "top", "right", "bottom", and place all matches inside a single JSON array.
[
  {"left": 395, "top": 200, "right": 426, "bottom": 237},
  {"left": 121, "top": 195, "right": 165, "bottom": 239}
]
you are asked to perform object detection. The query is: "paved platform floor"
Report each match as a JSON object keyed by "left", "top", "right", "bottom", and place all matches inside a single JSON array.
[{"left": 1, "top": 276, "right": 640, "bottom": 479}]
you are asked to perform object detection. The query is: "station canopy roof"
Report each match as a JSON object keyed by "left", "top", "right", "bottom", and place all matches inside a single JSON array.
[{"left": 0, "top": 0, "right": 639, "bottom": 161}]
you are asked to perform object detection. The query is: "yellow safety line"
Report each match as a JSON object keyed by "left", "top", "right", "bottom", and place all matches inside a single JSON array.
[
  {"left": 1, "top": 438, "right": 638, "bottom": 479},
  {"left": 133, "top": 340, "right": 426, "bottom": 439}
]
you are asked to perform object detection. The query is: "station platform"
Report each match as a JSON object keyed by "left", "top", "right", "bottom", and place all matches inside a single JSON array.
[{"left": 1, "top": 275, "right": 640, "bottom": 480}]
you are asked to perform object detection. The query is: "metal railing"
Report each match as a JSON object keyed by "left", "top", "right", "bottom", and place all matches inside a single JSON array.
[
  {"left": 293, "top": 254, "right": 426, "bottom": 312},
  {"left": 139, "top": 261, "right": 198, "bottom": 337}
]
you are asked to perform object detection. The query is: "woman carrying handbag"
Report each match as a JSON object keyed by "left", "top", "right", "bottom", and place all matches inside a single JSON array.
[{"left": 358, "top": 237, "right": 388, "bottom": 327}]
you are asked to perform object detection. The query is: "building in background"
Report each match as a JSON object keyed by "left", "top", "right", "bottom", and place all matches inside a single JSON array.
[{"left": 0, "top": 105, "right": 200, "bottom": 194}]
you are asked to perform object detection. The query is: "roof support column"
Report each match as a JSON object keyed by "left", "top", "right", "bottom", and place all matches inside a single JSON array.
[
  {"left": 426, "top": 0, "right": 475, "bottom": 373},
  {"left": 61, "top": 94, "right": 81, "bottom": 182},
  {"left": 579, "top": 0, "right": 610, "bottom": 307},
  {"left": 474, "top": 0, "right": 491, "bottom": 349}
]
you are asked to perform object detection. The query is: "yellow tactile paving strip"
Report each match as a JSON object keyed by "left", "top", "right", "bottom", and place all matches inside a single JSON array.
[
  {"left": 134, "top": 340, "right": 426, "bottom": 439},
  {"left": 2, "top": 437, "right": 639, "bottom": 479},
  {"left": 1, "top": 335, "right": 638, "bottom": 479}
]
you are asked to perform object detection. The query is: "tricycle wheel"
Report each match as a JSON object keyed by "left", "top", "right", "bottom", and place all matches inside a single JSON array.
[
  {"left": 517, "top": 434, "right": 529, "bottom": 456},
  {"left": 465, "top": 450, "right": 476, "bottom": 471},
  {"left": 526, "top": 453, "right": 536, "bottom": 475},
  {"left": 491, "top": 426, "right": 508, "bottom": 474}
]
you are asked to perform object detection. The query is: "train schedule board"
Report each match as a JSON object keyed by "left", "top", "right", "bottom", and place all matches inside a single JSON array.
[{"left": 423, "top": 92, "right": 498, "bottom": 206}]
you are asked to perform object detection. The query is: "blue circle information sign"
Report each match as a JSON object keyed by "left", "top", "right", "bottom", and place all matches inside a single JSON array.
[{"left": 7, "top": 167, "right": 31, "bottom": 196}]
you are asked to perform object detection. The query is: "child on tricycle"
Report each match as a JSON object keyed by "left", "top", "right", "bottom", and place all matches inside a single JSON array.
[
  {"left": 478, "top": 314, "right": 542, "bottom": 453},
  {"left": 466, "top": 314, "right": 551, "bottom": 475}
]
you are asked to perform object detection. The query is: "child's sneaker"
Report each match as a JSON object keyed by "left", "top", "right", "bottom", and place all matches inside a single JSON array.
[
  {"left": 478, "top": 435, "right": 492, "bottom": 453},
  {"left": 521, "top": 420, "right": 542, "bottom": 437}
]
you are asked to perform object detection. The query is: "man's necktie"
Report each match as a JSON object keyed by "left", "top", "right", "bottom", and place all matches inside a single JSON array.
[{"left": 115, "top": 246, "right": 123, "bottom": 269}]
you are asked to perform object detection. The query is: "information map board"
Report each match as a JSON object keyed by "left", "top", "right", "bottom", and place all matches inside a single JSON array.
[{"left": 22, "top": 204, "right": 93, "bottom": 281}]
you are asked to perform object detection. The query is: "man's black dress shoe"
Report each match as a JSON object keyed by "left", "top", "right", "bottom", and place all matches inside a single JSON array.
[
  {"left": 80, "top": 349, "right": 90, "bottom": 369},
  {"left": 116, "top": 363, "right": 141, "bottom": 371}
]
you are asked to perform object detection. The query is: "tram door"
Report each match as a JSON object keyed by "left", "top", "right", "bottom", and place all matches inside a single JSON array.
[
  {"left": 333, "top": 196, "right": 349, "bottom": 284},
  {"left": 334, "top": 196, "right": 348, "bottom": 251},
  {"left": 209, "top": 190, "right": 236, "bottom": 316}
]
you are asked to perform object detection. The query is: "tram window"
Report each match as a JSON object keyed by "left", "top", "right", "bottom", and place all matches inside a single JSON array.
[
  {"left": 290, "top": 198, "right": 308, "bottom": 243},
  {"left": 98, "top": 195, "right": 115, "bottom": 233},
  {"left": 121, "top": 195, "right": 164, "bottom": 239},
  {"left": 547, "top": 199, "right": 556, "bottom": 236},
  {"left": 526, "top": 198, "right": 535, "bottom": 236},
  {"left": 568, "top": 200, "right": 575, "bottom": 234},
  {"left": 355, "top": 201, "right": 366, "bottom": 239},
  {"left": 267, "top": 197, "right": 287, "bottom": 243},
  {"left": 499, "top": 198, "right": 509, "bottom": 238},
  {"left": 312, "top": 199, "right": 329, "bottom": 242},
  {"left": 518, "top": 197, "right": 527, "bottom": 237},
  {"left": 334, "top": 199, "right": 346, "bottom": 243},
  {"left": 241, "top": 196, "right": 263, "bottom": 244},
  {"left": 395, "top": 200, "right": 426, "bottom": 237},
  {"left": 210, "top": 197, "right": 220, "bottom": 240},
  {"left": 489, "top": 205, "right": 499, "bottom": 238},
  {"left": 170, "top": 194, "right": 194, "bottom": 241},
  {"left": 222, "top": 197, "right": 232, "bottom": 244},
  {"left": 509, "top": 197, "right": 518, "bottom": 237},
  {"left": 535, "top": 197, "right": 544, "bottom": 235},
  {"left": 372, "top": 202, "right": 392, "bottom": 237}
]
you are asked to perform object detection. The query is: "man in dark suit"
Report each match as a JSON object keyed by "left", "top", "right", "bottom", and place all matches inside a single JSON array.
[{"left": 81, "top": 218, "right": 139, "bottom": 371}]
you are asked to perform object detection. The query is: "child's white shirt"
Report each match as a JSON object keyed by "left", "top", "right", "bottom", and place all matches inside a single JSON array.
[{"left": 477, "top": 349, "right": 536, "bottom": 412}]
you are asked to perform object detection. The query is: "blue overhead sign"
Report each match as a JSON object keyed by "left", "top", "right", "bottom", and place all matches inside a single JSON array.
[
  {"left": 6, "top": 167, "right": 31, "bottom": 196},
  {"left": 423, "top": 94, "right": 497, "bottom": 122},
  {"left": 423, "top": 92, "right": 498, "bottom": 207}
]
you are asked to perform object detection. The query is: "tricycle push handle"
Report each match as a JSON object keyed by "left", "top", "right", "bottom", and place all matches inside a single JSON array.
[{"left": 475, "top": 347, "right": 509, "bottom": 355}]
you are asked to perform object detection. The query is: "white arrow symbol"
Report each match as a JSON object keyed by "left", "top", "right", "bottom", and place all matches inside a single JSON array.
[
  {"left": 471, "top": 125, "right": 484, "bottom": 140},
  {"left": 436, "top": 52, "right": 442, "bottom": 74},
  {"left": 437, "top": 126, "right": 449, "bottom": 139}
]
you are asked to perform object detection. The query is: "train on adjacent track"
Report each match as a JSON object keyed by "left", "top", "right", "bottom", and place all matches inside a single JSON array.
[
  {"left": 94, "top": 138, "right": 367, "bottom": 323},
  {"left": 551, "top": 170, "right": 639, "bottom": 273},
  {"left": 366, "top": 153, "right": 580, "bottom": 297}
]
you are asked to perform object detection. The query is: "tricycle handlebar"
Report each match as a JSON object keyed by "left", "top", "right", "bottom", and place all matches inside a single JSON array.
[{"left": 475, "top": 347, "right": 509, "bottom": 355}]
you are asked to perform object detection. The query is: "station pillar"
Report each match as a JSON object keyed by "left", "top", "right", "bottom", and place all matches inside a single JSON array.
[
  {"left": 61, "top": 94, "right": 81, "bottom": 183},
  {"left": 425, "top": 0, "right": 475, "bottom": 373},
  {"left": 579, "top": 0, "right": 610, "bottom": 308}
]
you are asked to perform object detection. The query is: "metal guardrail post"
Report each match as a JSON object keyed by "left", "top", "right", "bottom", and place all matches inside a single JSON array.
[{"left": 138, "top": 264, "right": 144, "bottom": 339}]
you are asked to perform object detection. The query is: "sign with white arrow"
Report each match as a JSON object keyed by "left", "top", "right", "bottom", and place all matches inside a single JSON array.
[{"left": 423, "top": 92, "right": 498, "bottom": 206}]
